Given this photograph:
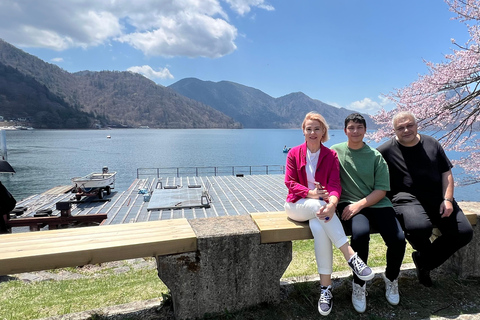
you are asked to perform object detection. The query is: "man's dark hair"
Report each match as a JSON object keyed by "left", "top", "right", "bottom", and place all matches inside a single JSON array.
[{"left": 344, "top": 113, "right": 366, "bottom": 129}]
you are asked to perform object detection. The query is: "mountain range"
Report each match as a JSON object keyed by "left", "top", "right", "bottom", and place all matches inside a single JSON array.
[{"left": 0, "top": 39, "right": 374, "bottom": 129}]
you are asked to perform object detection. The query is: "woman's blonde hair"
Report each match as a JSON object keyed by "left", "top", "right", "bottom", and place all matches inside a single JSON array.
[{"left": 302, "top": 111, "right": 329, "bottom": 143}]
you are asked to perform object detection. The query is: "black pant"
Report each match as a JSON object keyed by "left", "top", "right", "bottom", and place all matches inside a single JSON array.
[
  {"left": 392, "top": 193, "right": 473, "bottom": 271},
  {"left": 0, "top": 213, "right": 9, "bottom": 233},
  {"left": 338, "top": 204, "right": 406, "bottom": 285}
]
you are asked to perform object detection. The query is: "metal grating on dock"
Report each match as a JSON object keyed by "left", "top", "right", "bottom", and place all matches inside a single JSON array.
[{"left": 12, "top": 175, "right": 288, "bottom": 231}]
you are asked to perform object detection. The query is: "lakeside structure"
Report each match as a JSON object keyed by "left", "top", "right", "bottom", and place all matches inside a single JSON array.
[
  {"left": 3, "top": 170, "right": 480, "bottom": 319},
  {"left": 9, "top": 173, "right": 287, "bottom": 231}
]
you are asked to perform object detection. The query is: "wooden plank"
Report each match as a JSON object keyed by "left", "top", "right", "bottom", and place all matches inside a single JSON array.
[
  {"left": 250, "top": 212, "right": 313, "bottom": 243},
  {"left": 0, "top": 219, "right": 197, "bottom": 275},
  {"left": 0, "top": 225, "right": 192, "bottom": 254},
  {"left": 251, "top": 211, "right": 478, "bottom": 244},
  {"left": 0, "top": 219, "right": 195, "bottom": 250},
  {"left": 463, "top": 210, "right": 477, "bottom": 226},
  {"left": 42, "top": 185, "right": 74, "bottom": 195},
  {"left": 0, "top": 219, "right": 179, "bottom": 242}
]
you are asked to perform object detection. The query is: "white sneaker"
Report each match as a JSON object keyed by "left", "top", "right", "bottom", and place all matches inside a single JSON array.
[
  {"left": 383, "top": 273, "right": 400, "bottom": 305},
  {"left": 352, "top": 280, "right": 366, "bottom": 313}
]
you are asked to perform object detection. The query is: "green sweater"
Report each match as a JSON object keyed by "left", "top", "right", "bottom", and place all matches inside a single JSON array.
[{"left": 331, "top": 142, "right": 392, "bottom": 208}]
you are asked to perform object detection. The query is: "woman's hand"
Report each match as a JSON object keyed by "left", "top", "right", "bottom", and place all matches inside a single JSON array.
[
  {"left": 317, "top": 202, "right": 336, "bottom": 222},
  {"left": 307, "top": 187, "right": 329, "bottom": 199},
  {"left": 307, "top": 182, "right": 329, "bottom": 200}
]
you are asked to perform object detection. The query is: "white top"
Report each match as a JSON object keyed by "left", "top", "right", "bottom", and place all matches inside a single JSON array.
[{"left": 306, "top": 148, "right": 320, "bottom": 190}]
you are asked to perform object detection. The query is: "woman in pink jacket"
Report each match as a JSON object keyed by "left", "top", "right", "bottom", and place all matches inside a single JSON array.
[{"left": 284, "top": 112, "right": 373, "bottom": 316}]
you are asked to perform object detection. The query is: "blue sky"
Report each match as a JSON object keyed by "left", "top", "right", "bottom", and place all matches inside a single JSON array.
[{"left": 0, "top": 0, "right": 469, "bottom": 114}]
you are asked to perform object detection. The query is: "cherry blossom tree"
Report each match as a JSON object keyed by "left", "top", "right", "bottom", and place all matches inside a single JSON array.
[{"left": 370, "top": 0, "right": 480, "bottom": 185}]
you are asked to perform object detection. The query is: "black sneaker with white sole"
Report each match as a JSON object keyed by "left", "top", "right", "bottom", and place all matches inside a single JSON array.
[
  {"left": 348, "top": 253, "right": 374, "bottom": 281},
  {"left": 318, "top": 285, "right": 333, "bottom": 316},
  {"left": 412, "top": 251, "right": 432, "bottom": 287}
]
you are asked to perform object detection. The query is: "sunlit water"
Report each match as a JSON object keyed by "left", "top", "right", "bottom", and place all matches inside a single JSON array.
[{"left": 0, "top": 129, "right": 478, "bottom": 202}]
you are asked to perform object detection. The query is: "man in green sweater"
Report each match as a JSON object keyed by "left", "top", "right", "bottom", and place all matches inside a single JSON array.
[{"left": 331, "top": 113, "right": 406, "bottom": 313}]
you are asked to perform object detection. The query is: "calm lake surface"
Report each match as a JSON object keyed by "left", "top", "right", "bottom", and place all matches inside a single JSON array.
[{"left": 1, "top": 128, "right": 478, "bottom": 202}]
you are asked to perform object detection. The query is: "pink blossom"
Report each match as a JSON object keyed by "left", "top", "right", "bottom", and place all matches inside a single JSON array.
[{"left": 370, "top": 0, "right": 480, "bottom": 185}]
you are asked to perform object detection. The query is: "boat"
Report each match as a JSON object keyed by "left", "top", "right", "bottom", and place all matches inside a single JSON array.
[{"left": 71, "top": 167, "right": 116, "bottom": 200}]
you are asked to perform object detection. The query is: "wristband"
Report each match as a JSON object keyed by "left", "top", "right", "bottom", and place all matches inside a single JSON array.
[{"left": 444, "top": 198, "right": 453, "bottom": 203}]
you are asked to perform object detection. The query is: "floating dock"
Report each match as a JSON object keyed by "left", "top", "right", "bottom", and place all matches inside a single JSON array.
[{"left": 10, "top": 174, "right": 287, "bottom": 232}]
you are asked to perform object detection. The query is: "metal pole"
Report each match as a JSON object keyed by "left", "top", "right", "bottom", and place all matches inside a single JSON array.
[{"left": 0, "top": 130, "right": 6, "bottom": 161}]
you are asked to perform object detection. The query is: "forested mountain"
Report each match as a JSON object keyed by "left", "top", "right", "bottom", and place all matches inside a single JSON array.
[
  {"left": 0, "top": 39, "right": 241, "bottom": 129},
  {"left": 0, "top": 39, "right": 374, "bottom": 129},
  {"left": 169, "top": 78, "right": 377, "bottom": 129},
  {"left": 0, "top": 62, "right": 94, "bottom": 128}
]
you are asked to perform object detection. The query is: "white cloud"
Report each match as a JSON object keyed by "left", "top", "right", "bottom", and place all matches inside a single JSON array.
[
  {"left": 51, "top": 57, "right": 64, "bottom": 62},
  {"left": 117, "top": 13, "right": 238, "bottom": 58},
  {"left": 348, "top": 98, "right": 382, "bottom": 114},
  {"left": 223, "top": 0, "right": 275, "bottom": 15},
  {"left": 0, "top": 0, "right": 273, "bottom": 57},
  {"left": 332, "top": 95, "right": 395, "bottom": 115},
  {"left": 127, "top": 65, "right": 174, "bottom": 80}
]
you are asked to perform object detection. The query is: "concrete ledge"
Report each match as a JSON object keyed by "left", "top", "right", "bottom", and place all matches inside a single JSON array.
[
  {"left": 156, "top": 215, "right": 292, "bottom": 320},
  {"left": 438, "top": 203, "right": 480, "bottom": 278}
]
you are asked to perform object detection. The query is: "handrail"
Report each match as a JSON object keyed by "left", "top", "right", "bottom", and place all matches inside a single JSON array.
[{"left": 136, "top": 165, "right": 285, "bottom": 178}]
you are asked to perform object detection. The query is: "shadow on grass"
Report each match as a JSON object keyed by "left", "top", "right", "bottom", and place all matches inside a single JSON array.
[{"left": 85, "top": 269, "right": 480, "bottom": 320}]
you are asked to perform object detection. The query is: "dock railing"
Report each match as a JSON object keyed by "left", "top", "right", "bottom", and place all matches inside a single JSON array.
[{"left": 136, "top": 165, "right": 285, "bottom": 178}]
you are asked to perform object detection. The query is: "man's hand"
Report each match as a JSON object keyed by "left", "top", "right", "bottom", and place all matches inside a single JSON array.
[
  {"left": 341, "top": 203, "right": 362, "bottom": 221},
  {"left": 440, "top": 200, "right": 453, "bottom": 218}
]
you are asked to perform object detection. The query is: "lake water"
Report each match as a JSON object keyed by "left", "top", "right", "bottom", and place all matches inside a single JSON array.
[{"left": 1, "top": 128, "right": 478, "bottom": 202}]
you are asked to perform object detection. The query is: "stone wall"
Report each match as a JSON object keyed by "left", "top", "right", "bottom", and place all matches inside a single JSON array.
[
  {"left": 438, "top": 201, "right": 480, "bottom": 278},
  {"left": 156, "top": 215, "right": 292, "bottom": 320}
]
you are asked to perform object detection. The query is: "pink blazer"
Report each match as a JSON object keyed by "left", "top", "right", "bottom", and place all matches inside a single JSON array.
[{"left": 285, "top": 142, "right": 342, "bottom": 203}]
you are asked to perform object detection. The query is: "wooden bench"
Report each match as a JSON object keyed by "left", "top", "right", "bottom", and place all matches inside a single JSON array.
[
  {"left": 1, "top": 209, "right": 476, "bottom": 276},
  {"left": 251, "top": 210, "right": 478, "bottom": 244},
  {"left": 0, "top": 219, "right": 197, "bottom": 275}
]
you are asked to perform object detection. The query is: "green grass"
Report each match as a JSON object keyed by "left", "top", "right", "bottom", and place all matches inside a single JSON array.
[
  {"left": 0, "top": 268, "right": 167, "bottom": 320},
  {"left": 0, "top": 235, "right": 414, "bottom": 320},
  {"left": 285, "top": 234, "right": 414, "bottom": 277}
]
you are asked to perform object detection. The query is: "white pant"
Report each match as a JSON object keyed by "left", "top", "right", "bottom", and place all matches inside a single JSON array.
[{"left": 284, "top": 198, "right": 349, "bottom": 274}]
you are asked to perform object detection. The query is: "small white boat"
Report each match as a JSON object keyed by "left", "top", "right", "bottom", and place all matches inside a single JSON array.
[{"left": 71, "top": 167, "right": 116, "bottom": 200}]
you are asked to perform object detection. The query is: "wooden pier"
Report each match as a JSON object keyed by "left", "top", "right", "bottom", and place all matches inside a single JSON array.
[{"left": 8, "top": 174, "right": 287, "bottom": 232}]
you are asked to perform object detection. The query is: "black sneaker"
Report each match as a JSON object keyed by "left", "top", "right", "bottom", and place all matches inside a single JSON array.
[
  {"left": 318, "top": 285, "right": 333, "bottom": 316},
  {"left": 348, "top": 253, "right": 374, "bottom": 281},
  {"left": 412, "top": 252, "right": 432, "bottom": 287}
]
